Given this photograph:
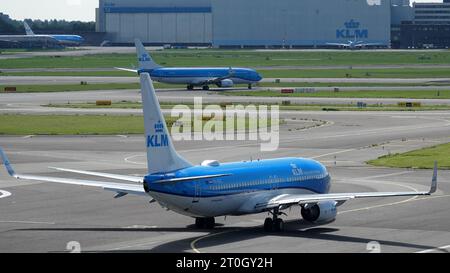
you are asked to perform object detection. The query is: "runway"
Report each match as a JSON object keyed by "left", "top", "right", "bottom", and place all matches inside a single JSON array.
[{"left": 0, "top": 110, "right": 449, "bottom": 252}]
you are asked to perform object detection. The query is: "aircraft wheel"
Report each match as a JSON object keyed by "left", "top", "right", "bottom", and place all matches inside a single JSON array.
[
  {"left": 195, "top": 218, "right": 205, "bottom": 229},
  {"left": 202, "top": 85, "right": 210, "bottom": 91},
  {"left": 264, "top": 217, "right": 273, "bottom": 232},
  {"left": 204, "top": 217, "right": 215, "bottom": 229},
  {"left": 187, "top": 85, "right": 194, "bottom": 90},
  {"left": 274, "top": 218, "right": 284, "bottom": 232},
  {"left": 248, "top": 84, "right": 253, "bottom": 90}
]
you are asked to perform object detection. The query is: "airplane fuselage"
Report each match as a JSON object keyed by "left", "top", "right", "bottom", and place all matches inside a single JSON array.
[
  {"left": 144, "top": 157, "right": 330, "bottom": 217},
  {"left": 140, "top": 67, "right": 263, "bottom": 86}
]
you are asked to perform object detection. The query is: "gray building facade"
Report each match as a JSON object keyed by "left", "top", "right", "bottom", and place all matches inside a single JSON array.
[{"left": 97, "top": 0, "right": 392, "bottom": 47}]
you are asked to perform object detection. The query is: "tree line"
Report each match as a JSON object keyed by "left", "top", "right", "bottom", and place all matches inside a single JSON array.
[{"left": 0, "top": 13, "right": 95, "bottom": 34}]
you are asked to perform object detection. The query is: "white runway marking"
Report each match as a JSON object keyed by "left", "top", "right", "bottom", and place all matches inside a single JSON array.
[
  {"left": 416, "top": 244, "right": 450, "bottom": 253},
  {"left": 124, "top": 154, "right": 146, "bottom": 165},
  {"left": 0, "top": 190, "right": 12, "bottom": 199}
]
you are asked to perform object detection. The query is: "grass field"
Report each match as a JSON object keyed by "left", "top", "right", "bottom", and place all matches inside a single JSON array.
[
  {"left": 228, "top": 90, "right": 450, "bottom": 99},
  {"left": 1, "top": 82, "right": 449, "bottom": 94},
  {"left": 4, "top": 67, "right": 450, "bottom": 79},
  {"left": 2, "top": 50, "right": 450, "bottom": 69},
  {"left": 45, "top": 101, "right": 450, "bottom": 112},
  {"left": 368, "top": 143, "right": 450, "bottom": 169},
  {"left": 0, "top": 83, "right": 185, "bottom": 93},
  {"left": 0, "top": 114, "right": 274, "bottom": 135},
  {"left": 258, "top": 68, "right": 450, "bottom": 79}
]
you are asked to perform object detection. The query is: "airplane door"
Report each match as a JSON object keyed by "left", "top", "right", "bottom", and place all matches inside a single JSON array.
[{"left": 193, "top": 182, "right": 201, "bottom": 203}]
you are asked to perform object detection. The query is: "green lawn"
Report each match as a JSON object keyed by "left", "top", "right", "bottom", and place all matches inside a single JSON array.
[
  {"left": 0, "top": 114, "right": 274, "bottom": 135},
  {"left": 227, "top": 90, "right": 450, "bottom": 99},
  {"left": 4, "top": 67, "right": 450, "bottom": 79},
  {"left": 259, "top": 68, "right": 450, "bottom": 78},
  {"left": 45, "top": 101, "right": 450, "bottom": 112},
  {"left": 1, "top": 82, "right": 448, "bottom": 94},
  {"left": 0, "top": 83, "right": 183, "bottom": 93},
  {"left": 2, "top": 50, "right": 450, "bottom": 69},
  {"left": 368, "top": 143, "right": 450, "bottom": 169}
]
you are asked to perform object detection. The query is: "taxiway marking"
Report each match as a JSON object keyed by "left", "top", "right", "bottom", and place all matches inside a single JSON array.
[
  {"left": 0, "top": 190, "right": 12, "bottom": 199},
  {"left": 416, "top": 244, "right": 450, "bottom": 253}
]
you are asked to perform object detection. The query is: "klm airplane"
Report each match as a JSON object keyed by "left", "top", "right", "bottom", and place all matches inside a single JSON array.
[
  {"left": 326, "top": 38, "right": 381, "bottom": 50},
  {"left": 117, "top": 39, "right": 263, "bottom": 91},
  {"left": 0, "top": 73, "right": 438, "bottom": 231},
  {"left": 23, "top": 21, "right": 84, "bottom": 46}
]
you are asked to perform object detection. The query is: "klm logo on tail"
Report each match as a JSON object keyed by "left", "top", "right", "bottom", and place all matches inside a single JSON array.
[
  {"left": 147, "top": 121, "right": 169, "bottom": 147},
  {"left": 139, "top": 54, "right": 151, "bottom": 62}
]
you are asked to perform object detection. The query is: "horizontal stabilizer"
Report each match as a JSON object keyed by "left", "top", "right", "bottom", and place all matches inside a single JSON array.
[{"left": 114, "top": 67, "right": 138, "bottom": 73}]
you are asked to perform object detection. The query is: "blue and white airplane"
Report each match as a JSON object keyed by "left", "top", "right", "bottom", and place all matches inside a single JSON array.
[
  {"left": 0, "top": 73, "right": 438, "bottom": 231},
  {"left": 23, "top": 21, "right": 84, "bottom": 46},
  {"left": 326, "top": 39, "right": 381, "bottom": 50},
  {"left": 117, "top": 39, "right": 263, "bottom": 91}
]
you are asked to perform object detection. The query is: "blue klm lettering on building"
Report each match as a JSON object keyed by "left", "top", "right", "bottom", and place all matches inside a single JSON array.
[{"left": 336, "top": 19, "right": 368, "bottom": 39}]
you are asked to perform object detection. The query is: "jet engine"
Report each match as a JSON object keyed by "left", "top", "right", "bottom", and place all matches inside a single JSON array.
[
  {"left": 216, "top": 79, "right": 234, "bottom": 88},
  {"left": 301, "top": 201, "right": 337, "bottom": 224}
]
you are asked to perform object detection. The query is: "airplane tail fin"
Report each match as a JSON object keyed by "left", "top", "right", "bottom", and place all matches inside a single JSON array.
[
  {"left": 23, "top": 21, "right": 35, "bottom": 36},
  {"left": 135, "top": 39, "right": 162, "bottom": 71},
  {"left": 139, "top": 72, "right": 192, "bottom": 174}
]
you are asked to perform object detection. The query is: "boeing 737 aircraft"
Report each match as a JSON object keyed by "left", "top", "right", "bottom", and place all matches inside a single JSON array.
[
  {"left": 23, "top": 22, "right": 84, "bottom": 46},
  {"left": 0, "top": 73, "right": 438, "bottom": 231},
  {"left": 0, "top": 22, "right": 84, "bottom": 47},
  {"left": 117, "top": 39, "right": 262, "bottom": 91}
]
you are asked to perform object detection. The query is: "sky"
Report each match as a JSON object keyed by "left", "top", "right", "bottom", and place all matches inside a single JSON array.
[{"left": 0, "top": 0, "right": 444, "bottom": 22}]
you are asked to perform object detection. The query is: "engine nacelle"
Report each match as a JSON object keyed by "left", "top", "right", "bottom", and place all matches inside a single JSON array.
[
  {"left": 301, "top": 201, "right": 337, "bottom": 224},
  {"left": 217, "top": 79, "right": 234, "bottom": 88}
]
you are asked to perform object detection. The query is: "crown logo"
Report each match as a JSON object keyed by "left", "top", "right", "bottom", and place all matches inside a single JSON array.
[
  {"left": 139, "top": 54, "right": 150, "bottom": 62},
  {"left": 344, "top": 19, "right": 360, "bottom": 29},
  {"left": 154, "top": 120, "right": 164, "bottom": 133}
]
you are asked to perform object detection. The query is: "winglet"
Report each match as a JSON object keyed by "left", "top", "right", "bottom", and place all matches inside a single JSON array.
[
  {"left": 0, "top": 147, "right": 16, "bottom": 177},
  {"left": 429, "top": 161, "right": 438, "bottom": 194}
]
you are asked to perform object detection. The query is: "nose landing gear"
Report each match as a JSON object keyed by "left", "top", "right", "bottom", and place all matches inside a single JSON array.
[{"left": 195, "top": 217, "right": 215, "bottom": 229}]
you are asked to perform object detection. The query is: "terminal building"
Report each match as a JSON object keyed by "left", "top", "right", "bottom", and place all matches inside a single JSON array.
[{"left": 95, "top": 0, "right": 450, "bottom": 49}]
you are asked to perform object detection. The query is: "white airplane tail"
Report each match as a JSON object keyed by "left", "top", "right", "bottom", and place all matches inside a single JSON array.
[
  {"left": 139, "top": 72, "right": 192, "bottom": 174},
  {"left": 23, "top": 21, "right": 35, "bottom": 36},
  {"left": 135, "top": 39, "right": 162, "bottom": 71}
]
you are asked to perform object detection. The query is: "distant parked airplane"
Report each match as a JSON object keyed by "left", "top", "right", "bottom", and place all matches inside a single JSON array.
[
  {"left": 327, "top": 39, "right": 381, "bottom": 50},
  {"left": 117, "top": 39, "right": 263, "bottom": 90},
  {"left": 0, "top": 71, "right": 439, "bottom": 231},
  {"left": 23, "top": 21, "right": 84, "bottom": 46},
  {"left": 0, "top": 22, "right": 84, "bottom": 47}
]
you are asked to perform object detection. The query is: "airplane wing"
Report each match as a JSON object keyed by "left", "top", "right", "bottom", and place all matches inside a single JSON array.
[
  {"left": 196, "top": 67, "right": 236, "bottom": 86},
  {"left": 115, "top": 67, "right": 138, "bottom": 73},
  {"left": 0, "top": 148, "right": 146, "bottom": 196},
  {"left": 48, "top": 167, "right": 143, "bottom": 183},
  {"left": 326, "top": 43, "right": 350, "bottom": 47},
  {"left": 255, "top": 162, "right": 438, "bottom": 210},
  {"left": 356, "top": 43, "right": 382, "bottom": 47}
]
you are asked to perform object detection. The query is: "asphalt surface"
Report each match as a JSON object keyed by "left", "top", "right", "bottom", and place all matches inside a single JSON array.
[{"left": 0, "top": 110, "right": 449, "bottom": 253}]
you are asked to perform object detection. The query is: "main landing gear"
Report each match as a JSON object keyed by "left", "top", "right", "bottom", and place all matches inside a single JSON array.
[
  {"left": 263, "top": 207, "right": 285, "bottom": 232},
  {"left": 248, "top": 84, "right": 253, "bottom": 90},
  {"left": 195, "top": 217, "right": 215, "bottom": 229},
  {"left": 202, "top": 85, "right": 210, "bottom": 91},
  {"left": 187, "top": 85, "right": 194, "bottom": 90}
]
